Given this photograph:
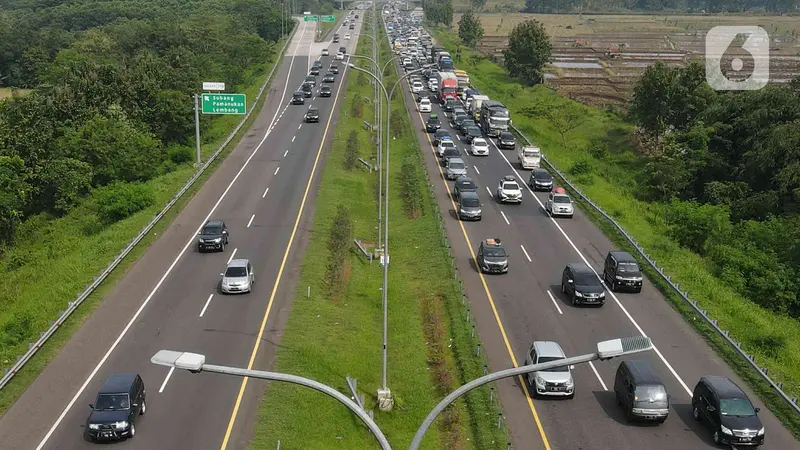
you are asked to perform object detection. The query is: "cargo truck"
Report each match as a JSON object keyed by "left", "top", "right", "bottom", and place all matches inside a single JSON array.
[
  {"left": 437, "top": 72, "right": 459, "bottom": 103},
  {"left": 518, "top": 145, "right": 542, "bottom": 169},
  {"left": 430, "top": 46, "right": 445, "bottom": 61},
  {"left": 453, "top": 69, "right": 470, "bottom": 93},
  {"left": 468, "top": 95, "right": 490, "bottom": 121},
  {"left": 479, "top": 100, "right": 511, "bottom": 137},
  {"left": 439, "top": 57, "right": 453, "bottom": 72}
]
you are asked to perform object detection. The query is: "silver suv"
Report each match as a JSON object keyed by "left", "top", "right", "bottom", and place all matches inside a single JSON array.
[
  {"left": 445, "top": 157, "right": 467, "bottom": 180},
  {"left": 220, "top": 259, "right": 255, "bottom": 294},
  {"left": 525, "top": 341, "right": 575, "bottom": 398}
]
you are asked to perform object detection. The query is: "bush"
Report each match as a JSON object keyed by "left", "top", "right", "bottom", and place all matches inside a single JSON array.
[
  {"left": 92, "top": 182, "right": 155, "bottom": 224},
  {"left": 399, "top": 155, "right": 423, "bottom": 218},
  {"left": 350, "top": 94, "right": 363, "bottom": 118},
  {"left": 664, "top": 200, "right": 731, "bottom": 255},
  {"left": 569, "top": 159, "right": 593, "bottom": 176},
  {"left": 325, "top": 205, "right": 353, "bottom": 297},
  {"left": 167, "top": 145, "right": 194, "bottom": 165},
  {"left": 344, "top": 130, "right": 359, "bottom": 170},
  {"left": 587, "top": 138, "right": 610, "bottom": 160}
]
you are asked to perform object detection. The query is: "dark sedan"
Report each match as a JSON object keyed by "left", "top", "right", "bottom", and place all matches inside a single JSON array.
[
  {"left": 330, "top": 64, "right": 340, "bottom": 74},
  {"left": 305, "top": 107, "right": 320, "bottom": 123},
  {"left": 323, "top": 72, "right": 336, "bottom": 83},
  {"left": 528, "top": 168, "right": 554, "bottom": 191},
  {"left": 319, "top": 86, "right": 332, "bottom": 97},
  {"left": 464, "top": 126, "right": 482, "bottom": 143},
  {"left": 426, "top": 115, "right": 441, "bottom": 132},
  {"left": 497, "top": 131, "right": 516, "bottom": 149}
]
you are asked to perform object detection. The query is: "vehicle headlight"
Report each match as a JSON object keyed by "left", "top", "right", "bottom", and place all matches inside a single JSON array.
[
  {"left": 599, "top": 292, "right": 606, "bottom": 298},
  {"left": 213, "top": 237, "right": 222, "bottom": 243},
  {"left": 114, "top": 421, "right": 129, "bottom": 429},
  {"left": 89, "top": 424, "right": 99, "bottom": 430},
  {"left": 575, "top": 292, "right": 583, "bottom": 297},
  {"left": 720, "top": 424, "right": 732, "bottom": 435},
  {"left": 565, "top": 378, "right": 574, "bottom": 387},
  {"left": 535, "top": 376, "right": 545, "bottom": 388},
  {"left": 634, "top": 277, "right": 642, "bottom": 282},
  {"left": 198, "top": 238, "right": 203, "bottom": 243},
  {"left": 616, "top": 275, "right": 623, "bottom": 280},
  {"left": 757, "top": 427, "right": 765, "bottom": 436}
]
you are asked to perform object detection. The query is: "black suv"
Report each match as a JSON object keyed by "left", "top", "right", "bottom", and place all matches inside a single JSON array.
[
  {"left": 477, "top": 238, "right": 508, "bottom": 274},
  {"left": 86, "top": 373, "right": 146, "bottom": 441},
  {"left": 305, "top": 107, "right": 320, "bottom": 123},
  {"left": 497, "top": 131, "right": 516, "bottom": 149},
  {"left": 292, "top": 91, "right": 305, "bottom": 105},
  {"left": 603, "top": 251, "right": 643, "bottom": 293},
  {"left": 692, "top": 376, "right": 764, "bottom": 446},
  {"left": 426, "top": 115, "right": 441, "bottom": 132},
  {"left": 304, "top": 75, "right": 316, "bottom": 88},
  {"left": 464, "top": 126, "right": 482, "bottom": 144},
  {"left": 339, "top": 46, "right": 347, "bottom": 55},
  {"left": 453, "top": 175, "right": 477, "bottom": 200},
  {"left": 302, "top": 84, "right": 313, "bottom": 97},
  {"left": 450, "top": 113, "right": 468, "bottom": 129},
  {"left": 442, "top": 98, "right": 457, "bottom": 111},
  {"left": 561, "top": 263, "right": 605, "bottom": 306},
  {"left": 197, "top": 219, "right": 229, "bottom": 252},
  {"left": 528, "top": 168, "right": 553, "bottom": 191},
  {"left": 320, "top": 86, "right": 332, "bottom": 97}
]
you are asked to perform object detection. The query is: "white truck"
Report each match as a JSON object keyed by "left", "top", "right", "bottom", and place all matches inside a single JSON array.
[
  {"left": 468, "top": 95, "right": 490, "bottom": 121},
  {"left": 518, "top": 145, "right": 542, "bottom": 169}
]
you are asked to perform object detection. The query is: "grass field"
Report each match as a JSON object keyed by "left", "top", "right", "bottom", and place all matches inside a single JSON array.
[
  {"left": 0, "top": 31, "right": 295, "bottom": 415},
  {"left": 432, "top": 27, "right": 800, "bottom": 438},
  {"left": 249, "top": 15, "right": 507, "bottom": 450},
  {"left": 0, "top": 88, "right": 32, "bottom": 99}
]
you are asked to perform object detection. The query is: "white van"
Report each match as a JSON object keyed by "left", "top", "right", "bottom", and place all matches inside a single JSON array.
[{"left": 518, "top": 145, "right": 542, "bottom": 169}]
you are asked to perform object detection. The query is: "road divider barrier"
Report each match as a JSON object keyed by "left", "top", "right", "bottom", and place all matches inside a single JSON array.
[
  {"left": 0, "top": 22, "right": 300, "bottom": 392},
  {"left": 508, "top": 122, "right": 800, "bottom": 416}
]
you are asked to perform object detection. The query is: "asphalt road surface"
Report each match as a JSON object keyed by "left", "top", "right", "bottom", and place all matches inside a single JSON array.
[
  {"left": 0, "top": 16, "right": 365, "bottom": 450},
  {"left": 395, "top": 61, "right": 798, "bottom": 449}
]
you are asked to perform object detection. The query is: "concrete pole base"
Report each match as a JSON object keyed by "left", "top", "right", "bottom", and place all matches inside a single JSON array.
[{"left": 377, "top": 388, "right": 394, "bottom": 412}]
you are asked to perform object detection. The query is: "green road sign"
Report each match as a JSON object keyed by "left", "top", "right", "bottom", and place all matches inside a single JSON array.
[
  {"left": 321, "top": 15, "right": 335, "bottom": 22},
  {"left": 201, "top": 93, "right": 246, "bottom": 115},
  {"left": 304, "top": 15, "right": 318, "bottom": 21}
]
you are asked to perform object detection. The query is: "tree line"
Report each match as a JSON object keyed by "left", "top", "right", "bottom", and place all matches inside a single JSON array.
[
  {"left": 631, "top": 63, "right": 800, "bottom": 319},
  {"left": 524, "top": 0, "right": 799, "bottom": 13},
  {"left": 0, "top": 0, "right": 292, "bottom": 243}
]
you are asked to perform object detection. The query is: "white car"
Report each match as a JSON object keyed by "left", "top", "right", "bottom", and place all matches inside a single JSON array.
[
  {"left": 496, "top": 175, "right": 522, "bottom": 204},
  {"left": 345, "top": 34, "right": 351, "bottom": 40},
  {"left": 545, "top": 192, "right": 574, "bottom": 218},
  {"left": 437, "top": 139, "right": 457, "bottom": 157},
  {"left": 411, "top": 81, "right": 424, "bottom": 93},
  {"left": 336, "top": 52, "right": 345, "bottom": 60},
  {"left": 418, "top": 98, "right": 432, "bottom": 113},
  {"left": 470, "top": 138, "right": 489, "bottom": 156},
  {"left": 428, "top": 80, "right": 438, "bottom": 92},
  {"left": 322, "top": 49, "right": 329, "bottom": 56}
]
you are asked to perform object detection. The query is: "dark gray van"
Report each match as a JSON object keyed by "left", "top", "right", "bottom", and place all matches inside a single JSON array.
[{"left": 614, "top": 360, "right": 669, "bottom": 423}]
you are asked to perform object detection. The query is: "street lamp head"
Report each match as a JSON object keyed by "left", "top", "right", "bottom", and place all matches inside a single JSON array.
[
  {"left": 348, "top": 63, "right": 356, "bottom": 68},
  {"left": 597, "top": 336, "right": 652, "bottom": 360},
  {"left": 151, "top": 350, "right": 206, "bottom": 373}
]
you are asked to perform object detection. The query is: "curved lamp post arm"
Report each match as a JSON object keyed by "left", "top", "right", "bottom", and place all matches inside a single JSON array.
[
  {"left": 347, "top": 53, "right": 379, "bottom": 75},
  {"left": 409, "top": 336, "right": 653, "bottom": 450},
  {"left": 151, "top": 351, "right": 393, "bottom": 450}
]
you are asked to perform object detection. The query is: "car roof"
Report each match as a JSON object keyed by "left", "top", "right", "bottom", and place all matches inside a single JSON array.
[
  {"left": 448, "top": 157, "right": 465, "bottom": 164},
  {"left": 567, "top": 262, "right": 593, "bottom": 274},
  {"left": 533, "top": 341, "right": 566, "bottom": 358},
  {"left": 609, "top": 251, "right": 636, "bottom": 262},
  {"left": 204, "top": 219, "right": 224, "bottom": 227},
  {"left": 99, "top": 373, "right": 138, "bottom": 394},
  {"left": 502, "top": 175, "right": 516, "bottom": 182},
  {"left": 700, "top": 376, "right": 747, "bottom": 398},
  {"left": 227, "top": 258, "right": 250, "bottom": 268},
  {"left": 621, "top": 360, "right": 663, "bottom": 385},
  {"left": 456, "top": 176, "right": 474, "bottom": 184},
  {"left": 473, "top": 138, "right": 487, "bottom": 144},
  {"left": 500, "top": 131, "right": 514, "bottom": 137},
  {"left": 532, "top": 168, "right": 550, "bottom": 175},
  {"left": 460, "top": 191, "right": 479, "bottom": 200}
]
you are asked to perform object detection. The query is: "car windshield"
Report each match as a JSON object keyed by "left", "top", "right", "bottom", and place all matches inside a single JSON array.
[
  {"left": 225, "top": 266, "right": 247, "bottom": 277},
  {"left": 720, "top": 398, "right": 757, "bottom": 416},
  {"left": 524, "top": 149, "right": 540, "bottom": 158},
  {"left": 458, "top": 181, "right": 476, "bottom": 190},
  {"left": 202, "top": 225, "right": 221, "bottom": 235},
  {"left": 635, "top": 385, "right": 667, "bottom": 402},
  {"left": 501, "top": 133, "right": 514, "bottom": 140},
  {"left": 575, "top": 273, "right": 599, "bottom": 285},
  {"left": 553, "top": 195, "right": 571, "bottom": 204},
  {"left": 537, "top": 356, "right": 569, "bottom": 372},
  {"left": 308, "top": 109, "right": 319, "bottom": 115},
  {"left": 468, "top": 127, "right": 481, "bottom": 136},
  {"left": 483, "top": 246, "right": 506, "bottom": 258},
  {"left": 441, "top": 141, "right": 455, "bottom": 149},
  {"left": 502, "top": 182, "right": 519, "bottom": 191},
  {"left": 474, "top": 140, "right": 486, "bottom": 147},
  {"left": 449, "top": 161, "right": 465, "bottom": 170},
  {"left": 535, "top": 172, "right": 551, "bottom": 180},
  {"left": 95, "top": 393, "right": 131, "bottom": 411},
  {"left": 462, "top": 197, "right": 480, "bottom": 207},
  {"left": 615, "top": 262, "right": 639, "bottom": 273}
]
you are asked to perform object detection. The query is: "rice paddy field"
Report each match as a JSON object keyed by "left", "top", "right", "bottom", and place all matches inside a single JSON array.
[{"left": 455, "top": 13, "right": 800, "bottom": 107}]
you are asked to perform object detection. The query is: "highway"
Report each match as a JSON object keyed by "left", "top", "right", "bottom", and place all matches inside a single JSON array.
[
  {"left": 394, "top": 52, "right": 798, "bottom": 449},
  {"left": 0, "top": 15, "right": 365, "bottom": 450}
]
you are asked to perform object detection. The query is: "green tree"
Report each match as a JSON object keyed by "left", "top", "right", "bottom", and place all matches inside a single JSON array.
[
  {"left": 503, "top": 19, "right": 552, "bottom": 85},
  {"left": 629, "top": 62, "right": 675, "bottom": 140},
  {"left": 521, "top": 97, "right": 584, "bottom": 148},
  {"left": 470, "top": 0, "right": 488, "bottom": 9},
  {"left": 423, "top": 0, "right": 453, "bottom": 26},
  {"left": 457, "top": 10, "right": 484, "bottom": 47},
  {"left": 0, "top": 155, "right": 28, "bottom": 242}
]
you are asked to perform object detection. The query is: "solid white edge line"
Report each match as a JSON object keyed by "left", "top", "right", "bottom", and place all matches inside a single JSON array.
[
  {"left": 247, "top": 215, "right": 255, "bottom": 228},
  {"left": 500, "top": 210, "right": 510, "bottom": 225},
  {"left": 546, "top": 290, "right": 563, "bottom": 315},
  {"left": 274, "top": 167, "right": 280, "bottom": 176},
  {"left": 488, "top": 135, "right": 694, "bottom": 397},
  {"left": 474, "top": 166, "right": 480, "bottom": 175},
  {"left": 520, "top": 244, "right": 532, "bottom": 262},
  {"left": 227, "top": 248, "right": 238, "bottom": 264},
  {"left": 158, "top": 366, "right": 175, "bottom": 393},
  {"left": 199, "top": 294, "right": 214, "bottom": 318},
  {"left": 35, "top": 21, "right": 312, "bottom": 450},
  {"left": 262, "top": 187, "right": 269, "bottom": 198},
  {"left": 588, "top": 362, "right": 608, "bottom": 390}
]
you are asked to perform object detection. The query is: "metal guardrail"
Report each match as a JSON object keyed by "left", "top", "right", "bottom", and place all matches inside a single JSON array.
[
  {"left": 0, "top": 23, "right": 300, "bottom": 392},
  {"left": 509, "top": 122, "right": 800, "bottom": 415}
]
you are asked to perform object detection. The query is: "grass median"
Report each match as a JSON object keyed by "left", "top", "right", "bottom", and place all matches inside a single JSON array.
[
  {"left": 430, "top": 27, "right": 800, "bottom": 437},
  {"left": 248, "top": 15, "right": 507, "bottom": 450},
  {"left": 0, "top": 32, "right": 294, "bottom": 415}
]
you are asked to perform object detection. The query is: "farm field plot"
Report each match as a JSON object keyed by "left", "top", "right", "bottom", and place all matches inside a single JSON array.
[{"left": 460, "top": 13, "right": 800, "bottom": 107}]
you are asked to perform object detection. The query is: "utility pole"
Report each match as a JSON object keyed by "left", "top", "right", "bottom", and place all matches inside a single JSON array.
[{"left": 193, "top": 94, "right": 201, "bottom": 165}]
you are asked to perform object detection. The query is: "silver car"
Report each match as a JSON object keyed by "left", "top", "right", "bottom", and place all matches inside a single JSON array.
[
  {"left": 445, "top": 157, "right": 467, "bottom": 180},
  {"left": 546, "top": 192, "right": 574, "bottom": 218},
  {"left": 220, "top": 259, "right": 255, "bottom": 294},
  {"left": 525, "top": 341, "right": 575, "bottom": 398}
]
